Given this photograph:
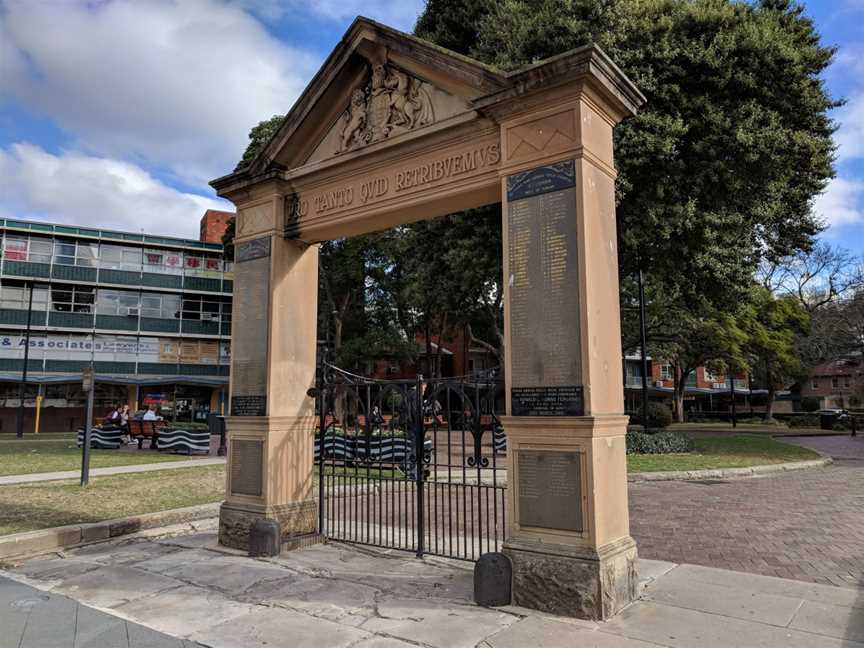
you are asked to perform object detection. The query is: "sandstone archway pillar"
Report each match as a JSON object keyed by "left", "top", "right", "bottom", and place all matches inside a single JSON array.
[
  {"left": 218, "top": 183, "right": 320, "bottom": 549},
  {"left": 497, "top": 95, "right": 636, "bottom": 619}
]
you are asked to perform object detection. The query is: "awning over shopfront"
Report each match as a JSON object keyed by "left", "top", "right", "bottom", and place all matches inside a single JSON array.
[{"left": 0, "top": 373, "right": 228, "bottom": 387}]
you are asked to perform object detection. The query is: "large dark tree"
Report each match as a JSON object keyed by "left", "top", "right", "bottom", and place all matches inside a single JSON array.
[{"left": 417, "top": 0, "right": 837, "bottom": 313}]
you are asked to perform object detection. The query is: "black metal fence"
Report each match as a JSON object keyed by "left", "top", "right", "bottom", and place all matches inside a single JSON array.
[{"left": 315, "top": 364, "right": 507, "bottom": 561}]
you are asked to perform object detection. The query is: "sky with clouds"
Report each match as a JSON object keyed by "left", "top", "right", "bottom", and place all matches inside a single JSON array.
[{"left": 0, "top": 0, "right": 862, "bottom": 251}]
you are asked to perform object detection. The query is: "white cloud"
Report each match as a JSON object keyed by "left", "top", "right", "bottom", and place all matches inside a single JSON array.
[
  {"left": 0, "top": 143, "right": 230, "bottom": 239},
  {"left": 814, "top": 176, "right": 864, "bottom": 227},
  {"left": 0, "top": 0, "right": 319, "bottom": 184},
  {"left": 235, "top": 0, "right": 424, "bottom": 30}
]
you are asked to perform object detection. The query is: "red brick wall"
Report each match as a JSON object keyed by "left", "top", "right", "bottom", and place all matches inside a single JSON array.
[{"left": 199, "top": 209, "right": 235, "bottom": 244}]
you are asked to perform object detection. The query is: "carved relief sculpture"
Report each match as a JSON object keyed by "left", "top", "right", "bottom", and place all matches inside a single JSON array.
[{"left": 338, "top": 63, "right": 435, "bottom": 153}]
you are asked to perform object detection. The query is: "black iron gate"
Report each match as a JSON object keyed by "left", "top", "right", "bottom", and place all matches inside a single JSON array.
[{"left": 315, "top": 364, "right": 506, "bottom": 561}]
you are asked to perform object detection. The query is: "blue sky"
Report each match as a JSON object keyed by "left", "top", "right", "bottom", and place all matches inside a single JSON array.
[{"left": 0, "top": 0, "right": 862, "bottom": 252}]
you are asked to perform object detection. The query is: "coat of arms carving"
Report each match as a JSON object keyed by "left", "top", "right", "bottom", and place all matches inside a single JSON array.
[{"left": 338, "top": 63, "right": 435, "bottom": 153}]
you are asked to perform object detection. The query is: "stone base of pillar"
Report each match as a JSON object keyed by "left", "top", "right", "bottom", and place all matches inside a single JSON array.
[
  {"left": 218, "top": 499, "right": 318, "bottom": 551},
  {"left": 504, "top": 536, "right": 638, "bottom": 620}
]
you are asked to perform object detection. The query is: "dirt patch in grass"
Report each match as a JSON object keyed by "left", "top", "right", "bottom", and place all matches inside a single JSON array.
[
  {"left": 0, "top": 465, "right": 225, "bottom": 535},
  {"left": 0, "top": 441, "right": 198, "bottom": 476},
  {"left": 627, "top": 434, "right": 821, "bottom": 473}
]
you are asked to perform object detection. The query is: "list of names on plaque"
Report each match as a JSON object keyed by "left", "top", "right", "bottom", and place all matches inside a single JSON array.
[
  {"left": 231, "top": 236, "right": 270, "bottom": 416},
  {"left": 507, "top": 160, "right": 582, "bottom": 414},
  {"left": 518, "top": 450, "right": 583, "bottom": 532}
]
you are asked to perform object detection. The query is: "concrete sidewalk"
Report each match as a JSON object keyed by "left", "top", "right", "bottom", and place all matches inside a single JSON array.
[
  {"left": 0, "top": 576, "right": 201, "bottom": 647},
  {"left": 3, "top": 520, "right": 863, "bottom": 647},
  {"left": 0, "top": 458, "right": 225, "bottom": 485}
]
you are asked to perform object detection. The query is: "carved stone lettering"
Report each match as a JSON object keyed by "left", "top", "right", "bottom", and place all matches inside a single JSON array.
[
  {"left": 518, "top": 450, "right": 583, "bottom": 532},
  {"left": 338, "top": 63, "right": 435, "bottom": 153},
  {"left": 507, "top": 161, "right": 581, "bottom": 396},
  {"left": 232, "top": 242, "right": 270, "bottom": 412},
  {"left": 231, "top": 439, "right": 264, "bottom": 496}
]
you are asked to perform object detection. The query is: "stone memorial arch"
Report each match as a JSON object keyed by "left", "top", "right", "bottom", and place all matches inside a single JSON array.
[{"left": 210, "top": 17, "right": 645, "bottom": 619}]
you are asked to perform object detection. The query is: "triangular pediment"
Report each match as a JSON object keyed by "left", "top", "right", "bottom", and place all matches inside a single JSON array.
[{"left": 249, "top": 18, "right": 510, "bottom": 174}]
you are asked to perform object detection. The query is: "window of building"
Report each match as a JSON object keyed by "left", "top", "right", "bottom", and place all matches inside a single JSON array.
[
  {"left": 181, "top": 296, "right": 224, "bottom": 322},
  {"left": 844, "top": 376, "right": 851, "bottom": 388},
  {"left": 3, "top": 236, "right": 28, "bottom": 260},
  {"left": 811, "top": 378, "right": 818, "bottom": 389},
  {"left": 4, "top": 235, "right": 52, "bottom": 263},
  {"left": 703, "top": 368, "right": 721, "bottom": 383},
  {"left": 143, "top": 249, "right": 183, "bottom": 275},
  {"left": 138, "top": 293, "right": 180, "bottom": 319},
  {"left": 51, "top": 286, "right": 95, "bottom": 313},
  {"left": 0, "top": 283, "right": 49, "bottom": 310},
  {"left": 100, "top": 244, "right": 142, "bottom": 271},
  {"left": 660, "top": 364, "right": 673, "bottom": 381},
  {"left": 96, "top": 289, "right": 140, "bottom": 316},
  {"left": 53, "top": 241, "right": 77, "bottom": 266},
  {"left": 832, "top": 376, "right": 839, "bottom": 389}
]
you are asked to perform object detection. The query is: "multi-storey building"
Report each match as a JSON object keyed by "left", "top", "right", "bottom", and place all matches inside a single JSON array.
[{"left": 0, "top": 216, "right": 233, "bottom": 432}]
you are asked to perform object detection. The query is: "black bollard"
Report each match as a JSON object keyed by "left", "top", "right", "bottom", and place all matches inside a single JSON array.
[
  {"left": 248, "top": 518, "right": 281, "bottom": 557},
  {"left": 474, "top": 552, "right": 512, "bottom": 607}
]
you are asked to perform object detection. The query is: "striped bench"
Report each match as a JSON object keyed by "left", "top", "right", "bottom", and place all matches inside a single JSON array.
[
  {"left": 76, "top": 426, "right": 124, "bottom": 449},
  {"left": 156, "top": 428, "right": 211, "bottom": 455}
]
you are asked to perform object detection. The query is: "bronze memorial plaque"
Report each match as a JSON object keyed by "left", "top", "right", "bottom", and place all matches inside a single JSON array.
[
  {"left": 231, "top": 237, "right": 270, "bottom": 417},
  {"left": 231, "top": 439, "right": 264, "bottom": 496},
  {"left": 507, "top": 160, "right": 583, "bottom": 416},
  {"left": 518, "top": 450, "right": 583, "bottom": 532}
]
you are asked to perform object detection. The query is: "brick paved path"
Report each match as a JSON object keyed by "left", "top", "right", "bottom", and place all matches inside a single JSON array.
[{"left": 629, "top": 461, "right": 864, "bottom": 588}]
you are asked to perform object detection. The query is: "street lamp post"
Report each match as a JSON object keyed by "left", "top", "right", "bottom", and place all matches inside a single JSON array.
[
  {"left": 15, "top": 281, "right": 35, "bottom": 439},
  {"left": 637, "top": 268, "right": 650, "bottom": 432}
]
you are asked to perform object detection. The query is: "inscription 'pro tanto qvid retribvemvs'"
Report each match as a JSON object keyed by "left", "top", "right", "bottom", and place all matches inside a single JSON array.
[{"left": 507, "top": 160, "right": 583, "bottom": 416}]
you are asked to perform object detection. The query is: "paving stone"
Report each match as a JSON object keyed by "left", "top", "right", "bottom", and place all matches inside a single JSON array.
[
  {"left": 631, "top": 462, "right": 864, "bottom": 586},
  {"left": 52, "top": 565, "right": 182, "bottom": 608},
  {"left": 643, "top": 567, "right": 805, "bottom": 626},
  {"left": 790, "top": 600, "right": 864, "bottom": 644},
  {"left": 242, "top": 573, "right": 378, "bottom": 625},
  {"left": 141, "top": 554, "right": 295, "bottom": 596},
  {"left": 112, "top": 585, "right": 255, "bottom": 637},
  {"left": 190, "top": 605, "right": 370, "bottom": 648},
  {"left": 71, "top": 539, "right": 183, "bottom": 566},
  {"left": 672, "top": 564, "right": 864, "bottom": 609},
  {"left": 487, "top": 616, "right": 660, "bottom": 648},
  {"left": 605, "top": 600, "right": 864, "bottom": 648},
  {"left": 360, "top": 597, "right": 517, "bottom": 648}
]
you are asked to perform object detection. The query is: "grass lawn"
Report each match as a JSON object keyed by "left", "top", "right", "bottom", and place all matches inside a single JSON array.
[
  {"left": 0, "top": 440, "right": 198, "bottom": 476},
  {"left": 627, "top": 434, "right": 821, "bottom": 473},
  {"left": 0, "top": 465, "right": 225, "bottom": 536}
]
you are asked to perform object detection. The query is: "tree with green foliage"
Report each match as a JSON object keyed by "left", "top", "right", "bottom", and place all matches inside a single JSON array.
[
  {"left": 417, "top": 0, "right": 837, "bottom": 390},
  {"left": 221, "top": 217, "right": 235, "bottom": 261},
  {"left": 235, "top": 115, "right": 284, "bottom": 171},
  {"left": 741, "top": 287, "right": 810, "bottom": 420}
]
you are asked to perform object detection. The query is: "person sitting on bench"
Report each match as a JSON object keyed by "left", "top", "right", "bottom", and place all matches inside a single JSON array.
[{"left": 143, "top": 404, "right": 163, "bottom": 421}]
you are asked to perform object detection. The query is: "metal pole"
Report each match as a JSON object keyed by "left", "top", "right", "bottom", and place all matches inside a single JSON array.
[
  {"left": 80, "top": 368, "right": 95, "bottom": 486},
  {"left": 16, "top": 281, "right": 35, "bottom": 438},
  {"left": 637, "top": 268, "right": 649, "bottom": 432},
  {"left": 729, "top": 373, "right": 737, "bottom": 428},
  {"left": 415, "top": 373, "right": 425, "bottom": 558},
  {"left": 317, "top": 359, "right": 327, "bottom": 537}
]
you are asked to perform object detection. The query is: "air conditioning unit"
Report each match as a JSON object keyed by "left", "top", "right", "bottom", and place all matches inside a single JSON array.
[
  {"left": 712, "top": 382, "right": 725, "bottom": 389},
  {"left": 203, "top": 313, "right": 220, "bottom": 322},
  {"left": 654, "top": 381, "right": 664, "bottom": 387},
  {"left": 125, "top": 307, "right": 140, "bottom": 317}
]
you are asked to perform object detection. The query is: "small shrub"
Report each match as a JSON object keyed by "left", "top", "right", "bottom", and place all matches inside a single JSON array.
[
  {"left": 800, "top": 397, "right": 820, "bottom": 413},
  {"left": 626, "top": 430, "right": 694, "bottom": 455},
  {"left": 787, "top": 414, "right": 820, "bottom": 428},
  {"left": 832, "top": 422, "right": 847, "bottom": 431},
  {"left": 646, "top": 402, "right": 673, "bottom": 428}
]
